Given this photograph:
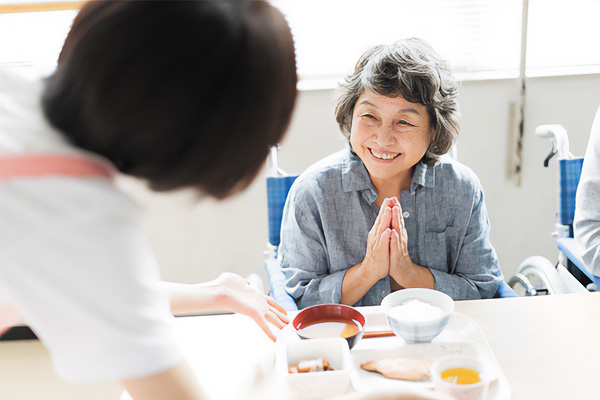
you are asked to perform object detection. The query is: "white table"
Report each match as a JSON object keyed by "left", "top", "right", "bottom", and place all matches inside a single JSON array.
[
  {"left": 1, "top": 292, "right": 599, "bottom": 400},
  {"left": 452, "top": 292, "right": 600, "bottom": 400},
  {"left": 173, "top": 292, "right": 600, "bottom": 400}
]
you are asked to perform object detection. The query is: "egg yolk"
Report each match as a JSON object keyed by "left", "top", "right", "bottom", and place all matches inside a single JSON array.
[{"left": 441, "top": 367, "right": 481, "bottom": 385}]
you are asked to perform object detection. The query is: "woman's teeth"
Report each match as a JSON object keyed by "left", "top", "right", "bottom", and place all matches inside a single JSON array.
[{"left": 371, "top": 150, "right": 400, "bottom": 160}]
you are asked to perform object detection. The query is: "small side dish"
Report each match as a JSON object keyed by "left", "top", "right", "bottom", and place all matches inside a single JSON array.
[
  {"left": 431, "top": 355, "right": 494, "bottom": 400},
  {"left": 276, "top": 337, "right": 351, "bottom": 399}
]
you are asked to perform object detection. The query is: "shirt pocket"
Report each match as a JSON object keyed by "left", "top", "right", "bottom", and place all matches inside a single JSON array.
[{"left": 424, "top": 227, "right": 457, "bottom": 272}]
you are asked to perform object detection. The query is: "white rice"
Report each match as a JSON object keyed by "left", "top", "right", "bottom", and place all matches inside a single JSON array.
[{"left": 387, "top": 299, "right": 444, "bottom": 322}]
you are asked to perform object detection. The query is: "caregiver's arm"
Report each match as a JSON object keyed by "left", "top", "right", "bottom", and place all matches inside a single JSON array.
[
  {"left": 122, "top": 362, "right": 205, "bottom": 400},
  {"left": 575, "top": 109, "right": 600, "bottom": 276},
  {"left": 160, "top": 273, "right": 288, "bottom": 342}
]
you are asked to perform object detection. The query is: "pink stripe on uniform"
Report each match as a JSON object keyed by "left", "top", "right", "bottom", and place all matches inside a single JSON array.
[{"left": 0, "top": 154, "right": 114, "bottom": 180}]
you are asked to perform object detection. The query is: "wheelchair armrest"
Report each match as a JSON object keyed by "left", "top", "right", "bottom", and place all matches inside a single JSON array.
[
  {"left": 497, "top": 280, "right": 519, "bottom": 298},
  {"left": 557, "top": 237, "right": 600, "bottom": 286},
  {"left": 264, "top": 257, "right": 298, "bottom": 311}
]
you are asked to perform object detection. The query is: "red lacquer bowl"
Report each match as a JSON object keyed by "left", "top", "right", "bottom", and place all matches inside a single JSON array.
[{"left": 292, "top": 304, "right": 366, "bottom": 349}]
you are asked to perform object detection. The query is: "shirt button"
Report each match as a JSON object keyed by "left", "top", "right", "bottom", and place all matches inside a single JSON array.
[{"left": 403, "top": 211, "right": 410, "bottom": 218}]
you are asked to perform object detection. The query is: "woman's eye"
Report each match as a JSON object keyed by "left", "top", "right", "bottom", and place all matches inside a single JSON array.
[
  {"left": 363, "top": 114, "right": 377, "bottom": 121},
  {"left": 397, "top": 120, "right": 413, "bottom": 126}
]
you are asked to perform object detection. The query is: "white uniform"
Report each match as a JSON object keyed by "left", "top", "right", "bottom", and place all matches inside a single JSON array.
[
  {"left": 574, "top": 107, "right": 600, "bottom": 277},
  {"left": 0, "top": 66, "right": 184, "bottom": 383}
]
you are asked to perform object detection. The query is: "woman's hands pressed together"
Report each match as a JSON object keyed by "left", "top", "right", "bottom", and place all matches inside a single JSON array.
[
  {"left": 363, "top": 200, "right": 395, "bottom": 282},
  {"left": 367, "top": 197, "right": 412, "bottom": 289},
  {"left": 341, "top": 197, "right": 433, "bottom": 306}
]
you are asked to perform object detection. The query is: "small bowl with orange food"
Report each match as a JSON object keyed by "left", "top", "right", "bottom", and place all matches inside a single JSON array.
[
  {"left": 292, "top": 304, "right": 366, "bottom": 349},
  {"left": 430, "top": 355, "right": 497, "bottom": 400}
]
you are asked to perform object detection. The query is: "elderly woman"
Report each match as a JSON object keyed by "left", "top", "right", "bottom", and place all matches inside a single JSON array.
[{"left": 279, "top": 38, "right": 503, "bottom": 308}]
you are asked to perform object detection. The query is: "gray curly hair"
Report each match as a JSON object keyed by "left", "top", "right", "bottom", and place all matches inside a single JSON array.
[{"left": 335, "top": 38, "right": 461, "bottom": 164}]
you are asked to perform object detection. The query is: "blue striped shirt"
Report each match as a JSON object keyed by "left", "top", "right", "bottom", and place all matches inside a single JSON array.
[{"left": 279, "top": 148, "right": 502, "bottom": 308}]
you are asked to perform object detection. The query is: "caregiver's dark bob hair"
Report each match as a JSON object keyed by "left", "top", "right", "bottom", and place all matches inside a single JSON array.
[{"left": 43, "top": 0, "right": 297, "bottom": 199}]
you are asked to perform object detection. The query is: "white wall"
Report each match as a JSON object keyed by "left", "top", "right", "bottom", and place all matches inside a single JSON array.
[
  {"left": 458, "top": 74, "right": 600, "bottom": 279},
  {"left": 118, "top": 73, "right": 600, "bottom": 286}
]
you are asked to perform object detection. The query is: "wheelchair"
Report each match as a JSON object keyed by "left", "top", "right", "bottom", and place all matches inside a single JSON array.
[
  {"left": 508, "top": 119, "right": 600, "bottom": 296},
  {"left": 263, "top": 146, "right": 299, "bottom": 311}
]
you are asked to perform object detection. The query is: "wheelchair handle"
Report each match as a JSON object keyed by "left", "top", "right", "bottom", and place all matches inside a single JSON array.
[
  {"left": 536, "top": 124, "right": 572, "bottom": 166},
  {"left": 269, "top": 145, "right": 288, "bottom": 177}
]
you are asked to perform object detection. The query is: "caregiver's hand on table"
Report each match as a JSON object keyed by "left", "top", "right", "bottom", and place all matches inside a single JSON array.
[{"left": 161, "top": 273, "right": 289, "bottom": 342}]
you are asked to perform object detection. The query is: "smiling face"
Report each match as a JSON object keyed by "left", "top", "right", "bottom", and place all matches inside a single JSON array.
[{"left": 350, "top": 89, "right": 431, "bottom": 193}]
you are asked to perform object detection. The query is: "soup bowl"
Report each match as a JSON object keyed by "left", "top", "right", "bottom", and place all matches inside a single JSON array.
[
  {"left": 381, "top": 288, "right": 454, "bottom": 343},
  {"left": 292, "top": 304, "right": 366, "bottom": 349}
]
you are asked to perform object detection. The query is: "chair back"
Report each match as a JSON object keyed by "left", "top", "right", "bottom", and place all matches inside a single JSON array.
[
  {"left": 265, "top": 175, "right": 299, "bottom": 311},
  {"left": 558, "top": 158, "right": 584, "bottom": 236},
  {"left": 266, "top": 175, "right": 298, "bottom": 249}
]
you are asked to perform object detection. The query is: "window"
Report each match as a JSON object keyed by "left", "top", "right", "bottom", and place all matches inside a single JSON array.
[
  {"left": 526, "top": 0, "right": 600, "bottom": 76},
  {"left": 271, "top": 0, "right": 600, "bottom": 86},
  {"left": 0, "top": 1, "right": 81, "bottom": 74},
  {"left": 1, "top": 0, "right": 598, "bottom": 83},
  {"left": 272, "top": 0, "right": 523, "bottom": 81}
]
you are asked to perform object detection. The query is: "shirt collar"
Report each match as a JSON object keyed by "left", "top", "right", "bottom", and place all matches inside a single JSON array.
[
  {"left": 340, "top": 147, "right": 437, "bottom": 199},
  {"left": 341, "top": 148, "right": 375, "bottom": 194},
  {"left": 410, "top": 159, "right": 436, "bottom": 193}
]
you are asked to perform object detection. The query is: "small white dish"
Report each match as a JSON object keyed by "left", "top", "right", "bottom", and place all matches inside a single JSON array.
[
  {"left": 276, "top": 337, "right": 351, "bottom": 399},
  {"left": 430, "top": 354, "right": 496, "bottom": 400}
]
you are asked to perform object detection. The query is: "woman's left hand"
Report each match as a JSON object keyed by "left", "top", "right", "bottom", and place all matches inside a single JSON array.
[
  {"left": 387, "top": 198, "right": 435, "bottom": 290},
  {"left": 388, "top": 198, "right": 413, "bottom": 286}
]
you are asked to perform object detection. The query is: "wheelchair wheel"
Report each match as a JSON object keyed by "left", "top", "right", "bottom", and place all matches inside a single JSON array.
[{"left": 508, "top": 256, "right": 567, "bottom": 296}]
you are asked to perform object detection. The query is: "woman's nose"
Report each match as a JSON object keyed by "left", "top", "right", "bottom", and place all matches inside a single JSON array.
[{"left": 373, "top": 125, "right": 396, "bottom": 146}]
